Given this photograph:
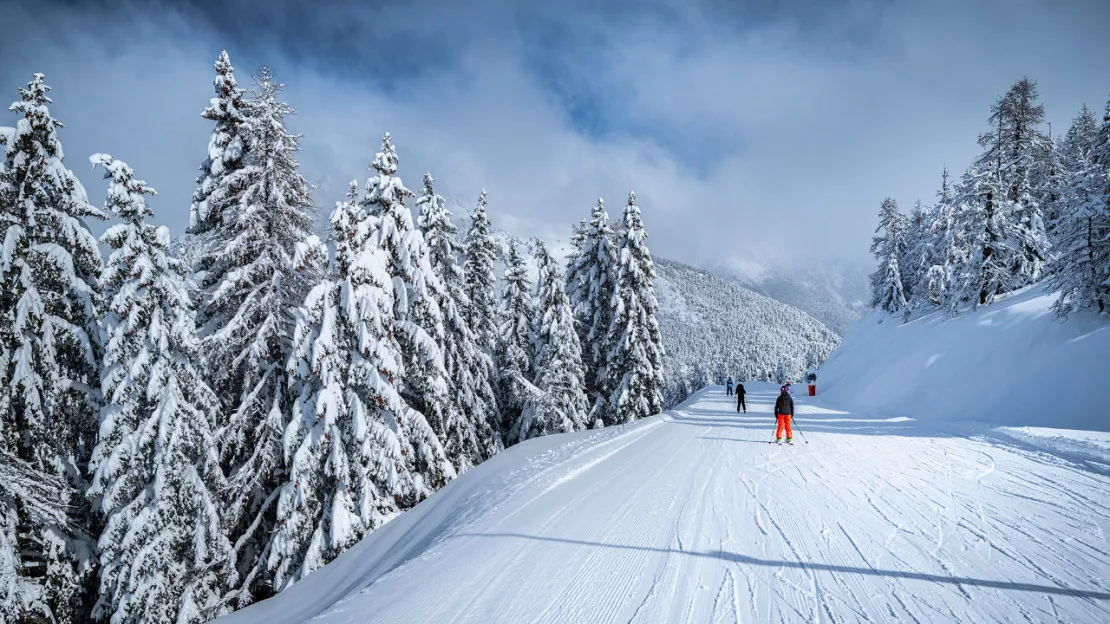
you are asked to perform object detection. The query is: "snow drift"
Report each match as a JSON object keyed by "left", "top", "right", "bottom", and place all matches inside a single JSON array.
[{"left": 818, "top": 285, "right": 1110, "bottom": 431}]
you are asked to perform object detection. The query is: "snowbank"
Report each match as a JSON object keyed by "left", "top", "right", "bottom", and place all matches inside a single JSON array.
[
  {"left": 818, "top": 286, "right": 1110, "bottom": 431},
  {"left": 215, "top": 395, "right": 692, "bottom": 624}
]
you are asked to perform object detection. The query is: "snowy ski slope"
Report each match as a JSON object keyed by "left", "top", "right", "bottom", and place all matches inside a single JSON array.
[{"left": 219, "top": 384, "right": 1110, "bottom": 623}]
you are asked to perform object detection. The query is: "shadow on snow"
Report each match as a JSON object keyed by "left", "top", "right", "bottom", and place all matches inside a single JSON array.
[{"left": 455, "top": 533, "right": 1110, "bottom": 601}]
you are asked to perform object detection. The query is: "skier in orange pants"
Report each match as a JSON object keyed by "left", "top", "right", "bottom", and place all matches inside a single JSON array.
[{"left": 774, "top": 384, "right": 794, "bottom": 444}]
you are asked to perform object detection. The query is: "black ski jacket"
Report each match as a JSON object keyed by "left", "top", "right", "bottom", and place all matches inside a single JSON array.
[
  {"left": 736, "top": 383, "right": 745, "bottom": 397},
  {"left": 774, "top": 392, "right": 794, "bottom": 416}
]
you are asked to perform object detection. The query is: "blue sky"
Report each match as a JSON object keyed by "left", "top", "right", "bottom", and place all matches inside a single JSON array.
[{"left": 2, "top": 0, "right": 1109, "bottom": 270}]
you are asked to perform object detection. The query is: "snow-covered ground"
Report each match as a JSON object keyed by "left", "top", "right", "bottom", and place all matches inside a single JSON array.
[
  {"left": 219, "top": 383, "right": 1110, "bottom": 623},
  {"left": 819, "top": 285, "right": 1110, "bottom": 431}
]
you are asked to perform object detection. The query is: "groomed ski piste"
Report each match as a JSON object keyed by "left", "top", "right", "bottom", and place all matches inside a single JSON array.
[{"left": 220, "top": 287, "right": 1110, "bottom": 623}]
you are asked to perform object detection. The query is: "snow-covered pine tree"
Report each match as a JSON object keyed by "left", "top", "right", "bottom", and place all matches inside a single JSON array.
[
  {"left": 417, "top": 173, "right": 501, "bottom": 469},
  {"left": 954, "top": 164, "right": 1015, "bottom": 307},
  {"left": 902, "top": 199, "right": 930, "bottom": 307},
  {"left": 268, "top": 192, "right": 450, "bottom": 590},
  {"left": 189, "top": 51, "right": 249, "bottom": 235},
  {"left": 494, "top": 239, "right": 535, "bottom": 442},
  {"left": 974, "top": 78, "right": 1051, "bottom": 289},
  {"left": 869, "top": 197, "right": 909, "bottom": 313},
  {"left": 462, "top": 189, "right": 498, "bottom": 353},
  {"left": 604, "top": 192, "right": 666, "bottom": 425},
  {"left": 1052, "top": 101, "right": 1110, "bottom": 313},
  {"left": 87, "top": 155, "right": 231, "bottom": 624},
  {"left": 565, "top": 198, "right": 618, "bottom": 427},
  {"left": 0, "top": 74, "right": 102, "bottom": 623},
  {"left": 200, "top": 68, "right": 320, "bottom": 608},
  {"left": 922, "top": 169, "right": 967, "bottom": 309},
  {"left": 774, "top": 361, "right": 787, "bottom": 385},
  {"left": 518, "top": 240, "right": 588, "bottom": 441},
  {"left": 1033, "top": 126, "right": 1065, "bottom": 226},
  {"left": 360, "top": 134, "right": 455, "bottom": 489}
]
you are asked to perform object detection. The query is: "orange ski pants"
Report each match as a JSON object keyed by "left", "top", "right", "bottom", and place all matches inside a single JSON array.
[{"left": 775, "top": 414, "right": 792, "bottom": 440}]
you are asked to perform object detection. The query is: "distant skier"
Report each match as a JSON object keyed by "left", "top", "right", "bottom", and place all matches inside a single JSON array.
[
  {"left": 736, "top": 382, "right": 746, "bottom": 413},
  {"left": 774, "top": 385, "right": 794, "bottom": 444},
  {"left": 725, "top": 376, "right": 734, "bottom": 396}
]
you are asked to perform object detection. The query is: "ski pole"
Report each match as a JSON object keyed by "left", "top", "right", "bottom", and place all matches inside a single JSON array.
[{"left": 791, "top": 416, "right": 809, "bottom": 444}]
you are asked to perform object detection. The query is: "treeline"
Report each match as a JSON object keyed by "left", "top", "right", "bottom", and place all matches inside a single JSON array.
[
  {"left": 870, "top": 77, "right": 1110, "bottom": 317},
  {"left": 0, "top": 52, "right": 665, "bottom": 623}
]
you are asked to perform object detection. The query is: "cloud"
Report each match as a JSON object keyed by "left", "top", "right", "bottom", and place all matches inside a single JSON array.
[{"left": 0, "top": 0, "right": 1107, "bottom": 270}]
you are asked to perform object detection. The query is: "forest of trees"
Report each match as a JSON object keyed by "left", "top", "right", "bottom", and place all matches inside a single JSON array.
[
  {"left": 870, "top": 78, "right": 1110, "bottom": 319},
  {"left": 653, "top": 258, "right": 841, "bottom": 405},
  {"left": 0, "top": 52, "right": 668, "bottom": 623}
]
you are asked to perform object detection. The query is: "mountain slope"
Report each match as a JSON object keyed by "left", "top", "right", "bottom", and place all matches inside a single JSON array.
[
  {"left": 654, "top": 258, "right": 840, "bottom": 404},
  {"left": 217, "top": 383, "right": 1110, "bottom": 623},
  {"left": 480, "top": 235, "right": 840, "bottom": 407},
  {"left": 819, "top": 284, "right": 1110, "bottom": 432},
  {"left": 707, "top": 257, "right": 871, "bottom": 335}
]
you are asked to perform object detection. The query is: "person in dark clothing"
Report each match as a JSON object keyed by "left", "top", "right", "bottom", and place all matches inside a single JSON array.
[
  {"left": 725, "top": 376, "right": 734, "bottom": 396},
  {"left": 774, "top": 385, "right": 795, "bottom": 443},
  {"left": 735, "top": 382, "right": 746, "bottom": 413}
]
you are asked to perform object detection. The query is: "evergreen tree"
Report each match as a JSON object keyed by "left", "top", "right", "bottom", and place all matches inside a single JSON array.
[
  {"left": 565, "top": 198, "right": 618, "bottom": 427},
  {"left": 902, "top": 199, "right": 930, "bottom": 306},
  {"left": 359, "top": 134, "right": 455, "bottom": 489},
  {"left": 873, "top": 253, "right": 909, "bottom": 314},
  {"left": 974, "top": 78, "right": 1051, "bottom": 289},
  {"left": 955, "top": 165, "right": 1014, "bottom": 307},
  {"left": 1052, "top": 101, "right": 1110, "bottom": 313},
  {"left": 1033, "top": 128, "right": 1065, "bottom": 225},
  {"left": 0, "top": 74, "right": 102, "bottom": 623},
  {"left": 417, "top": 173, "right": 501, "bottom": 469},
  {"left": 494, "top": 239, "right": 535, "bottom": 442},
  {"left": 869, "top": 198, "right": 909, "bottom": 313},
  {"left": 87, "top": 155, "right": 230, "bottom": 624},
  {"left": 922, "top": 169, "right": 967, "bottom": 310},
  {"left": 462, "top": 189, "right": 498, "bottom": 352},
  {"left": 518, "top": 241, "right": 588, "bottom": 441},
  {"left": 605, "top": 192, "right": 666, "bottom": 425},
  {"left": 268, "top": 194, "right": 449, "bottom": 590},
  {"left": 189, "top": 51, "right": 249, "bottom": 235},
  {"left": 202, "top": 68, "right": 320, "bottom": 607}
]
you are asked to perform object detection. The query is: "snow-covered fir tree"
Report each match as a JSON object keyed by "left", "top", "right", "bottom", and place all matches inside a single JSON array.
[
  {"left": 872, "top": 254, "right": 908, "bottom": 314},
  {"left": 974, "top": 78, "right": 1050, "bottom": 289},
  {"left": 189, "top": 51, "right": 249, "bottom": 235},
  {"left": 902, "top": 199, "right": 931, "bottom": 306},
  {"left": 462, "top": 189, "right": 498, "bottom": 352},
  {"left": 954, "top": 164, "right": 1015, "bottom": 307},
  {"left": 198, "top": 68, "right": 320, "bottom": 608},
  {"left": 268, "top": 193, "right": 450, "bottom": 591},
  {"left": 0, "top": 74, "right": 102, "bottom": 623},
  {"left": 921, "top": 169, "right": 968, "bottom": 310},
  {"left": 494, "top": 239, "right": 535, "bottom": 442},
  {"left": 565, "top": 198, "right": 618, "bottom": 427},
  {"left": 869, "top": 198, "right": 909, "bottom": 313},
  {"left": 86, "top": 155, "right": 231, "bottom": 624},
  {"left": 517, "top": 240, "right": 588, "bottom": 441},
  {"left": 417, "top": 173, "right": 501, "bottom": 469},
  {"left": 604, "top": 192, "right": 666, "bottom": 425},
  {"left": 1052, "top": 101, "right": 1110, "bottom": 314},
  {"left": 359, "top": 134, "right": 455, "bottom": 489}
]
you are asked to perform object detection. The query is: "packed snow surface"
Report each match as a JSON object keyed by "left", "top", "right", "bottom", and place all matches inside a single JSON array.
[{"left": 220, "top": 384, "right": 1110, "bottom": 623}]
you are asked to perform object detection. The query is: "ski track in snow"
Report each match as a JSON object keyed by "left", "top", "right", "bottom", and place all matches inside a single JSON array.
[{"left": 222, "top": 385, "right": 1110, "bottom": 624}]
